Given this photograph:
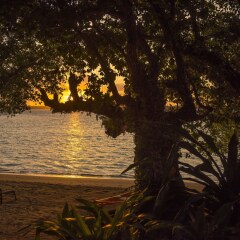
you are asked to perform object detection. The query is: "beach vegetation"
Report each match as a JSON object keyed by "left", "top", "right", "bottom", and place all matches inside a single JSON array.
[
  {"left": 180, "top": 130, "right": 240, "bottom": 207},
  {"left": 35, "top": 191, "right": 144, "bottom": 240},
  {"left": 179, "top": 130, "right": 240, "bottom": 237}
]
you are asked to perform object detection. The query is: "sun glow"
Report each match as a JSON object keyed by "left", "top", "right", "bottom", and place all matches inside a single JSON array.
[
  {"left": 60, "top": 89, "right": 71, "bottom": 102},
  {"left": 28, "top": 71, "right": 125, "bottom": 107}
]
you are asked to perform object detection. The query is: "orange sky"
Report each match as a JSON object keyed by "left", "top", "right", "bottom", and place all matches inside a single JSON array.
[{"left": 28, "top": 76, "right": 125, "bottom": 107}]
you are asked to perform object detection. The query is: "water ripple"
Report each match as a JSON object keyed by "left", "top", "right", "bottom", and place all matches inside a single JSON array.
[{"left": 0, "top": 110, "right": 135, "bottom": 178}]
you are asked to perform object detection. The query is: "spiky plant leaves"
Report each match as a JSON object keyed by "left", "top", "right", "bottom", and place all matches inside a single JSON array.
[
  {"left": 179, "top": 141, "right": 219, "bottom": 177},
  {"left": 197, "top": 129, "right": 227, "bottom": 169},
  {"left": 104, "top": 203, "right": 127, "bottom": 239},
  {"left": 161, "top": 144, "right": 180, "bottom": 185},
  {"left": 120, "top": 157, "right": 156, "bottom": 180},
  {"left": 180, "top": 162, "right": 219, "bottom": 191},
  {"left": 72, "top": 208, "right": 92, "bottom": 239},
  {"left": 121, "top": 163, "right": 136, "bottom": 175},
  {"left": 62, "top": 203, "right": 70, "bottom": 218},
  {"left": 226, "top": 131, "right": 239, "bottom": 190},
  {"left": 35, "top": 220, "right": 70, "bottom": 240},
  {"left": 179, "top": 130, "right": 240, "bottom": 239},
  {"left": 152, "top": 183, "right": 170, "bottom": 217},
  {"left": 76, "top": 198, "right": 101, "bottom": 218},
  {"left": 92, "top": 211, "right": 102, "bottom": 239}
]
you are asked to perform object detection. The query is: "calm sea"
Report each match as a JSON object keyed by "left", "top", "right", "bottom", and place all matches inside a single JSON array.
[
  {"left": 0, "top": 109, "right": 135, "bottom": 178},
  {"left": 0, "top": 109, "right": 202, "bottom": 179}
]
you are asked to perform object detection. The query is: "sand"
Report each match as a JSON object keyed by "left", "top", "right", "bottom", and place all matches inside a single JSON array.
[
  {"left": 0, "top": 174, "right": 134, "bottom": 240},
  {"left": 0, "top": 174, "right": 203, "bottom": 240}
]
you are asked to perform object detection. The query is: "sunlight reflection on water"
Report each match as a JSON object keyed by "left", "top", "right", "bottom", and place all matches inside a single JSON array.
[
  {"left": 0, "top": 110, "right": 134, "bottom": 178},
  {"left": 0, "top": 109, "right": 203, "bottom": 179}
]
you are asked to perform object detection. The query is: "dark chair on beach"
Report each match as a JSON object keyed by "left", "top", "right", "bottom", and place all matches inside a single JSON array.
[{"left": 0, "top": 188, "right": 17, "bottom": 204}]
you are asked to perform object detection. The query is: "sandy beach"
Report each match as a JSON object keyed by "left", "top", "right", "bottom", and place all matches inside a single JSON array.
[
  {"left": 0, "top": 174, "right": 203, "bottom": 240},
  {"left": 0, "top": 174, "right": 134, "bottom": 240}
]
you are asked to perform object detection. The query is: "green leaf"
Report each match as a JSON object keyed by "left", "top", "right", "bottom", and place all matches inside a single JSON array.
[
  {"left": 180, "top": 141, "right": 217, "bottom": 176},
  {"left": 121, "top": 157, "right": 153, "bottom": 175},
  {"left": 180, "top": 134, "right": 225, "bottom": 180},
  {"left": 162, "top": 144, "right": 179, "bottom": 185},
  {"left": 77, "top": 198, "right": 100, "bottom": 216},
  {"left": 182, "top": 177, "right": 209, "bottom": 189},
  {"left": 101, "top": 207, "right": 113, "bottom": 224},
  {"left": 104, "top": 202, "right": 127, "bottom": 239},
  {"left": 121, "top": 163, "right": 136, "bottom": 175},
  {"left": 72, "top": 208, "right": 92, "bottom": 238},
  {"left": 197, "top": 130, "right": 227, "bottom": 168},
  {"left": 93, "top": 211, "right": 102, "bottom": 239},
  {"left": 62, "top": 203, "right": 70, "bottom": 218},
  {"left": 77, "top": 198, "right": 112, "bottom": 224},
  {"left": 180, "top": 162, "right": 219, "bottom": 191},
  {"left": 153, "top": 183, "right": 170, "bottom": 215}
]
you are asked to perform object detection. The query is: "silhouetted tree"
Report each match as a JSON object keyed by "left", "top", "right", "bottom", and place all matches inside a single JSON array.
[{"left": 0, "top": 0, "right": 239, "bottom": 193}]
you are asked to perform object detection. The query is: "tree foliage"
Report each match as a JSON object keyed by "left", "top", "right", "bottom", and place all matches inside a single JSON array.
[{"left": 1, "top": 0, "right": 239, "bottom": 122}]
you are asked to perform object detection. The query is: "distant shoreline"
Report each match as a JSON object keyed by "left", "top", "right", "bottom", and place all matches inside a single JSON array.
[{"left": 28, "top": 105, "right": 50, "bottom": 109}]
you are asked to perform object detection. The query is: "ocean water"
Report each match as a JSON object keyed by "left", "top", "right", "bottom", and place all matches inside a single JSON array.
[
  {"left": 0, "top": 109, "right": 203, "bottom": 179},
  {"left": 0, "top": 109, "right": 135, "bottom": 178}
]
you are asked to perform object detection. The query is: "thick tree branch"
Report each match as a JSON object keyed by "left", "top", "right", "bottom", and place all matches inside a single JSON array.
[
  {"left": 117, "top": 0, "right": 148, "bottom": 95},
  {"left": 149, "top": 0, "right": 198, "bottom": 120},
  {"left": 39, "top": 87, "right": 124, "bottom": 119},
  {"left": 68, "top": 72, "right": 81, "bottom": 102}
]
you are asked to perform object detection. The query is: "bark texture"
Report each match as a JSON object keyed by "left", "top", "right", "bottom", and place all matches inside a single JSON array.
[{"left": 134, "top": 120, "right": 183, "bottom": 194}]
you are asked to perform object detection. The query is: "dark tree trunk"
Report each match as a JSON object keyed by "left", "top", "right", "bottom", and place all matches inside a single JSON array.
[{"left": 134, "top": 120, "right": 184, "bottom": 194}]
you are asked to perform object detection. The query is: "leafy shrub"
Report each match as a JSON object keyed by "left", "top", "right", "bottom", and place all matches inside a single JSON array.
[
  {"left": 179, "top": 130, "right": 240, "bottom": 239},
  {"left": 35, "top": 190, "right": 151, "bottom": 240}
]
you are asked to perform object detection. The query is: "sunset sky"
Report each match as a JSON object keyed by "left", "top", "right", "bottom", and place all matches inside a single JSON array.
[{"left": 28, "top": 75, "right": 125, "bottom": 107}]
